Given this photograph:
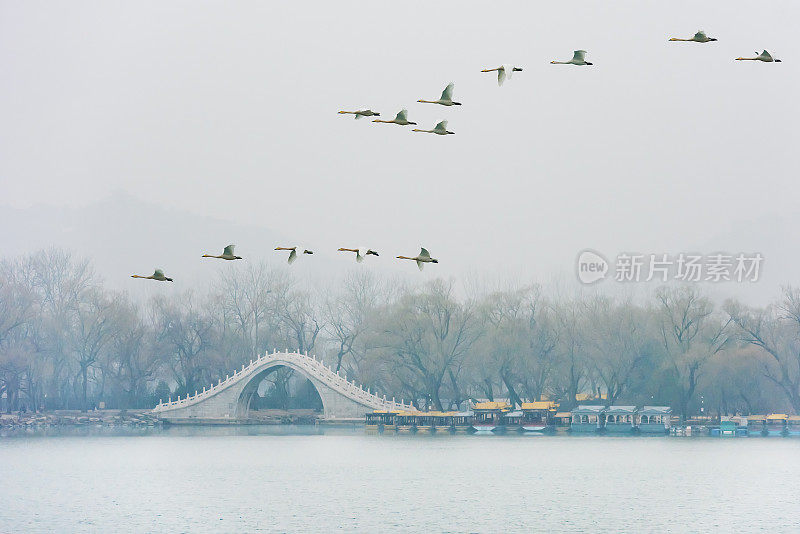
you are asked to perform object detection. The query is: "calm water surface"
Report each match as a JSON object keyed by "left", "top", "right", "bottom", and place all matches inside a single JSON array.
[{"left": 2, "top": 426, "right": 799, "bottom": 533}]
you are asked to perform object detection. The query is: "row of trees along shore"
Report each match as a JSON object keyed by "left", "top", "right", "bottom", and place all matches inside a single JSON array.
[{"left": 1, "top": 249, "right": 799, "bottom": 420}]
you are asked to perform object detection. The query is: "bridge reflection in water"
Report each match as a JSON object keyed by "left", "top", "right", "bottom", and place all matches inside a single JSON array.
[{"left": 152, "top": 351, "right": 410, "bottom": 423}]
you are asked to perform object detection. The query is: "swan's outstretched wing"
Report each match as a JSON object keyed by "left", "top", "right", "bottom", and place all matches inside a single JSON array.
[
  {"left": 573, "top": 50, "right": 587, "bottom": 62},
  {"left": 694, "top": 30, "right": 707, "bottom": 40},
  {"left": 223, "top": 245, "right": 235, "bottom": 256},
  {"left": 416, "top": 259, "right": 424, "bottom": 271},
  {"left": 441, "top": 83, "right": 454, "bottom": 101},
  {"left": 434, "top": 121, "right": 449, "bottom": 132},
  {"left": 154, "top": 269, "right": 165, "bottom": 278},
  {"left": 497, "top": 67, "right": 507, "bottom": 86},
  {"left": 760, "top": 50, "right": 773, "bottom": 60},
  {"left": 288, "top": 249, "right": 297, "bottom": 264},
  {"left": 419, "top": 247, "right": 431, "bottom": 259},
  {"left": 395, "top": 109, "right": 408, "bottom": 122}
]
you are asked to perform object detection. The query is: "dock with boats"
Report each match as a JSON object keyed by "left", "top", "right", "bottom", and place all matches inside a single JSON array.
[{"left": 364, "top": 403, "right": 800, "bottom": 438}]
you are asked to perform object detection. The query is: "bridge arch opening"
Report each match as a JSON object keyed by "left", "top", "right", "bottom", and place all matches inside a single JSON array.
[{"left": 237, "top": 364, "right": 325, "bottom": 420}]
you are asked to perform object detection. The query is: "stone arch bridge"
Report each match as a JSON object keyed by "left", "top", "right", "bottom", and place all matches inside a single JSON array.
[{"left": 152, "top": 351, "right": 411, "bottom": 423}]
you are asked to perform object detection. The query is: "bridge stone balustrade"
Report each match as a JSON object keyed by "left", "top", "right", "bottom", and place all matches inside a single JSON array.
[{"left": 152, "top": 351, "right": 411, "bottom": 422}]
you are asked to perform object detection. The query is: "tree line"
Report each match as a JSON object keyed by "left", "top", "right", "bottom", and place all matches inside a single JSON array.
[{"left": 1, "top": 248, "right": 799, "bottom": 420}]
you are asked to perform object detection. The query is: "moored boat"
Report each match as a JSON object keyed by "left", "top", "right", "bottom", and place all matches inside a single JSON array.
[
  {"left": 787, "top": 416, "right": 800, "bottom": 436},
  {"left": 472, "top": 401, "right": 510, "bottom": 432},
  {"left": 501, "top": 410, "right": 524, "bottom": 432},
  {"left": 554, "top": 411, "right": 572, "bottom": 429},
  {"left": 395, "top": 411, "right": 419, "bottom": 433},
  {"left": 415, "top": 413, "right": 434, "bottom": 433},
  {"left": 570, "top": 405, "right": 605, "bottom": 433},
  {"left": 765, "top": 414, "right": 787, "bottom": 436},
  {"left": 452, "top": 411, "right": 473, "bottom": 433},
  {"left": 604, "top": 406, "right": 637, "bottom": 433},
  {"left": 382, "top": 410, "right": 399, "bottom": 432},
  {"left": 636, "top": 406, "right": 671, "bottom": 434},
  {"left": 745, "top": 415, "right": 766, "bottom": 437},
  {"left": 365, "top": 411, "right": 381, "bottom": 433},
  {"left": 430, "top": 411, "right": 454, "bottom": 433},
  {"left": 713, "top": 418, "right": 739, "bottom": 437},
  {"left": 521, "top": 401, "right": 557, "bottom": 432}
]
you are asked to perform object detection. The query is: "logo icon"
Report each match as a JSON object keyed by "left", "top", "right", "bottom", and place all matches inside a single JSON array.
[{"left": 576, "top": 249, "right": 609, "bottom": 284}]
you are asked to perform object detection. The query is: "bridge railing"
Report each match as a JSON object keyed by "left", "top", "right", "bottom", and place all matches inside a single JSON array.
[{"left": 153, "top": 350, "right": 412, "bottom": 413}]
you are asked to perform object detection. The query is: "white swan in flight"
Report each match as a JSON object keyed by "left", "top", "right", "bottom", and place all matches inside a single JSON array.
[
  {"left": 551, "top": 50, "right": 593, "bottom": 65},
  {"left": 202, "top": 244, "right": 242, "bottom": 261},
  {"left": 669, "top": 30, "right": 717, "bottom": 43},
  {"left": 373, "top": 109, "right": 417, "bottom": 126},
  {"left": 275, "top": 246, "right": 314, "bottom": 264},
  {"left": 418, "top": 83, "right": 461, "bottom": 106},
  {"left": 397, "top": 248, "right": 439, "bottom": 270},
  {"left": 735, "top": 50, "right": 781, "bottom": 62},
  {"left": 131, "top": 269, "right": 173, "bottom": 282},
  {"left": 412, "top": 120, "right": 454, "bottom": 136},
  {"left": 338, "top": 247, "right": 379, "bottom": 263},
  {"left": 481, "top": 64, "right": 523, "bottom": 86},
  {"left": 338, "top": 109, "right": 381, "bottom": 119}
]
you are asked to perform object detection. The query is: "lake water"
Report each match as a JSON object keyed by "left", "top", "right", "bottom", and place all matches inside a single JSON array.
[{"left": 2, "top": 426, "right": 799, "bottom": 533}]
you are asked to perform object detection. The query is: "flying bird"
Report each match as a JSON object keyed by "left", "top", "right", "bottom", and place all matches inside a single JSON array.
[
  {"left": 481, "top": 64, "right": 523, "bottom": 86},
  {"left": 397, "top": 248, "right": 439, "bottom": 270},
  {"left": 275, "top": 246, "right": 313, "bottom": 264},
  {"left": 735, "top": 50, "right": 781, "bottom": 62},
  {"left": 412, "top": 120, "right": 454, "bottom": 136},
  {"left": 669, "top": 30, "right": 717, "bottom": 43},
  {"left": 551, "top": 50, "right": 593, "bottom": 65},
  {"left": 338, "top": 247, "right": 379, "bottom": 263},
  {"left": 338, "top": 109, "right": 381, "bottom": 119},
  {"left": 418, "top": 83, "right": 461, "bottom": 106},
  {"left": 373, "top": 109, "right": 417, "bottom": 126},
  {"left": 131, "top": 269, "right": 173, "bottom": 282},
  {"left": 202, "top": 244, "right": 242, "bottom": 261}
]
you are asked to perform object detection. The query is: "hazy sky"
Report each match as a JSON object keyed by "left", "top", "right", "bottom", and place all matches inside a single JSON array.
[{"left": 1, "top": 1, "right": 798, "bottom": 296}]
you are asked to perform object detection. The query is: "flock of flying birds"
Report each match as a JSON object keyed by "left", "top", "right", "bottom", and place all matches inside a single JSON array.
[
  {"left": 131, "top": 30, "right": 782, "bottom": 284},
  {"left": 130, "top": 245, "right": 439, "bottom": 282},
  {"left": 337, "top": 31, "right": 782, "bottom": 136}
]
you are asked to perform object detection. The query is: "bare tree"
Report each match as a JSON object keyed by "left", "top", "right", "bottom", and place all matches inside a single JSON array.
[
  {"left": 726, "top": 287, "right": 800, "bottom": 413},
  {"left": 151, "top": 291, "right": 217, "bottom": 396},
  {"left": 549, "top": 298, "right": 588, "bottom": 409},
  {"left": 583, "top": 296, "right": 655, "bottom": 406},
  {"left": 376, "top": 280, "right": 479, "bottom": 410},
  {"left": 655, "top": 286, "right": 730, "bottom": 421}
]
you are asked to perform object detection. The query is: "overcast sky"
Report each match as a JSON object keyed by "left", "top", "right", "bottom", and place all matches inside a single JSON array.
[{"left": 1, "top": 1, "right": 798, "bottom": 299}]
